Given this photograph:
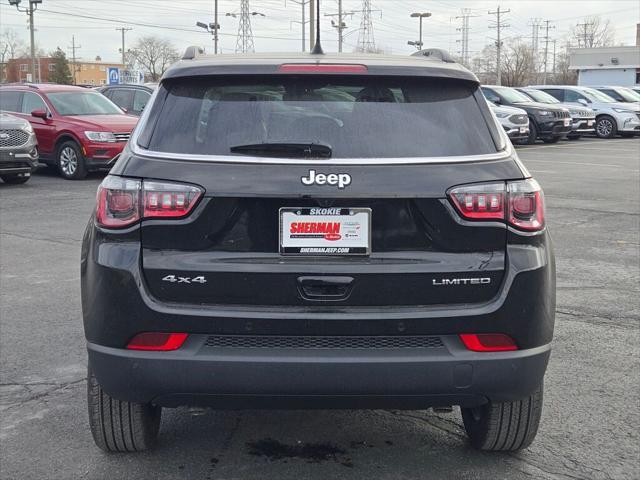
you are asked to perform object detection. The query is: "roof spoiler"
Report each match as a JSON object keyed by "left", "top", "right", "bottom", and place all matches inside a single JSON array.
[
  {"left": 411, "top": 48, "right": 456, "bottom": 63},
  {"left": 182, "top": 46, "right": 204, "bottom": 60}
]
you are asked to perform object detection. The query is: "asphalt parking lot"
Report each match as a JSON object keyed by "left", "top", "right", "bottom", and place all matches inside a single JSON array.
[{"left": 1, "top": 137, "right": 638, "bottom": 480}]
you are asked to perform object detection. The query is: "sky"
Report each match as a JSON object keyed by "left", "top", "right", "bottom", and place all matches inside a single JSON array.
[{"left": 0, "top": 0, "right": 638, "bottom": 62}]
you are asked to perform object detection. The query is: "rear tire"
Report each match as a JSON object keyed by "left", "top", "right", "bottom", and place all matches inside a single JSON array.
[
  {"left": 461, "top": 384, "right": 543, "bottom": 451},
  {"left": 57, "top": 140, "right": 87, "bottom": 180},
  {"left": 595, "top": 115, "right": 617, "bottom": 139},
  {"left": 542, "top": 136, "right": 561, "bottom": 144},
  {"left": 525, "top": 121, "right": 538, "bottom": 145},
  {"left": 1, "top": 174, "right": 30, "bottom": 184},
  {"left": 87, "top": 368, "right": 161, "bottom": 452}
]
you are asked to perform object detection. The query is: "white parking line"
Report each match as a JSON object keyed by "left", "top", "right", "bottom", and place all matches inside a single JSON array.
[
  {"left": 519, "top": 151, "right": 640, "bottom": 160},
  {"left": 523, "top": 159, "right": 640, "bottom": 171},
  {"left": 517, "top": 140, "right": 639, "bottom": 152}
]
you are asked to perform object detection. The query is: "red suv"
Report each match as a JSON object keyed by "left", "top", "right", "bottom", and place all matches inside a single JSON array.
[{"left": 0, "top": 84, "right": 138, "bottom": 179}]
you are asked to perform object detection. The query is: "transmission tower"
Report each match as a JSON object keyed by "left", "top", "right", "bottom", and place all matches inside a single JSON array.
[
  {"left": 541, "top": 20, "right": 555, "bottom": 84},
  {"left": 236, "top": 0, "right": 255, "bottom": 53},
  {"left": 528, "top": 18, "right": 543, "bottom": 76},
  {"left": 356, "top": 0, "right": 377, "bottom": 53},
  {"left": 488, "top": 6, "right": 510, "bottom": 86},
  {"left": 456, "top": 9, "right": 478, "bottom": 67}
]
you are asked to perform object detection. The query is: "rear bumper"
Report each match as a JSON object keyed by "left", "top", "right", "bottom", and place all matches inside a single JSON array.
[{"left": 88, "top": 337, "right": 550, "bottom": 408}]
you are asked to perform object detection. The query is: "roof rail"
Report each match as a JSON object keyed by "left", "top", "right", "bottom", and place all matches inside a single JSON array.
[
  {"left": 411, "top": 48, "right": 456, "bottom": 64},
  {"left": 182, "top": 46, "right": 204, "bottom": 60}
]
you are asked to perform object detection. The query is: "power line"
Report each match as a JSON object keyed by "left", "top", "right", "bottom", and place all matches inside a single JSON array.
[{"left": 488, "top": 6, "right": 510, "bottom": 86}]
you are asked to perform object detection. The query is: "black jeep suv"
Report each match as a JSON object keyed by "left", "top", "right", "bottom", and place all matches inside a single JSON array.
[
  {"left": 81, "top": 49, "right": 555, "bottom": 453},
  {"left": 482, "top": 85, "right": 571, "bottom": 144}
]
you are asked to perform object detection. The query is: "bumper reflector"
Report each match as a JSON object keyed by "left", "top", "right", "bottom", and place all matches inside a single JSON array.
[
  {"left": 126, "top": 332, "right": 188, "bottom": 351},
  {"left": 459, "top": 333, "right": 518, "bottom": 352}
]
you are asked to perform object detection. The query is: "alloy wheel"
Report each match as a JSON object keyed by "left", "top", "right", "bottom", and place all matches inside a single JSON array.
[
  {"left": 597, "top": 119, "right": 613, "bottom": 138},
  {"left": 60, "top": 147, "right": 78, "bottom": 176}
]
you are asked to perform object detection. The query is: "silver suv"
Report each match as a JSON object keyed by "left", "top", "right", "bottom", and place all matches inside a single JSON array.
[
  {"left": 0, "top": 112, "right": 38, "bottom": 184},
  {"left": 529, "top": 85, "right": 640, "bottom": 138}
]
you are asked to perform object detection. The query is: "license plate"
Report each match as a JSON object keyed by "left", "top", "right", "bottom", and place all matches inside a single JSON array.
[
  {"left": 280, "top": 207, "right": 371, "bottom": 255},
  {"left": 588, "top": 120, "right": 594, "bottom": 126},
  {"left": 519, "top": 127, "right": 527, "bottom": 134},
  {"left": 563, "top": 119, "right": 571, "bottom": 127}
]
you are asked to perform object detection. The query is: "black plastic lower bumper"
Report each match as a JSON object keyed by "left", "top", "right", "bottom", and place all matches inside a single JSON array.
[{"left": 88, "top": 336, "right": 550, "bottom": 409}]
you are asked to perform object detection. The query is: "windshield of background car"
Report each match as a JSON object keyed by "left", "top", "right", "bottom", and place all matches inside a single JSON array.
[
  {"left": 523, "top": 89, "right": 560, "bottom": 104},
  {"left": 581, "top": 88, "right": 616, "bottom": 103},
  {"left": 143, "top": 76, "right": 498, "bottom": 158},
  {"left": 617, "top": 88, "right": 640, "bottom": 102},
  {"left": 494, "top": 87, "right": 532, "bottom": 103},
  {"left": 47, "top": 92, "right": 123, "bottom": 116}
]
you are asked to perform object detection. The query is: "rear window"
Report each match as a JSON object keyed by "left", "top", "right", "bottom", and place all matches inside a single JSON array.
[{"left": 144, "top": 76, "right": 497, "bottom": 158}]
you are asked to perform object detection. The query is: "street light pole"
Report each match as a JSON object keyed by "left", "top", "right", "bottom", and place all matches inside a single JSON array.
[{"left": 409, "top": 12, "right": 431, "bottom": 50}]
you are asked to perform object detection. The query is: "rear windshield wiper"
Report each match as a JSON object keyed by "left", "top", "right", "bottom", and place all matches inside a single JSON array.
[{"left": 230, "top": 142, "right": 332, "bottom": 159}]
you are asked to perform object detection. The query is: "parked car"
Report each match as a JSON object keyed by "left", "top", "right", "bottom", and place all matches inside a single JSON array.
[
  {"left": 0, "top": 111, "right": 39, "bottom": 184},
  {"left": 488, "top": 101, "right": 529, "bottom": 142},
  {"left": 0, "top": 84, "right": 138, "bottom": 179},
  {"left": 631, "top": 86, "right": 640, "bottom": 96},
  {"left": 515, "top": 87, "right": 595, "bottom": 140},
  {"left": 481, "top": 85, "right": 571, "bottom": 144},
  {"left": 590, "top": 86, "right": 640, "bottom": 104},
  {"left": 96, "top": 84, "right": 155, "bottom": 116},
  {"left": 528, "top": 85, "right": 640, "bottom": 138},
  {"left": 82, "top": 48, "right": 555, "bottom": 453}
]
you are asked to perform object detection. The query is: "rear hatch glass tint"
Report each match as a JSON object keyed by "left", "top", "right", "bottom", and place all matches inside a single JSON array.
[{"left": 144, "top": 76, "right": 497, "bottom": 158}]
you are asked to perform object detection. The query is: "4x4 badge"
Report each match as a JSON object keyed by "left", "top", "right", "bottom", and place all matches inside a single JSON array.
[{"left": 301, "top": 169, "right": 351, "bottom": 189}]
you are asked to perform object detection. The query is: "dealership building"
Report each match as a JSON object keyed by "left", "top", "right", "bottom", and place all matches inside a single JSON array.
[{"left": 570, "top": 43, "right": 640, "bottom": 87}]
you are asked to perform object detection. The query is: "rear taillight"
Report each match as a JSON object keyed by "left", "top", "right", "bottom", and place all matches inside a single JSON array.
[
  {"left": 459, "top": 333, "right": 518, "bottom": 352},
  {"left": 96, "top": 175, "right": 203, "bottom": 228},
  {"left": 127, "top": 332, "right": 188, "bottom": 351},
  {"left": 448, "top": 182, "right": 505, "bottom": 220},
  {"left": 448, "top": 179, "right": 545, "bottom": 232},
  {"left": 508, "top": 179, "right": 545, "bottom": 231}
]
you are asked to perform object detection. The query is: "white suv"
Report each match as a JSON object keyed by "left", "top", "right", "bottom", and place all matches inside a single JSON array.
[{"left": 529, "top": 85, "right": 640, "bottom": 138}]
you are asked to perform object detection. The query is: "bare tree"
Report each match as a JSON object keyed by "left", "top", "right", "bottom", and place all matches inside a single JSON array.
[
  {"left": 571, "top": 16, "right": 615, "bottom": 48},
  {"left": 0, "top": 29, "right": 24, "bottom": 82},
  {"left": 501, "top": 39, "right": 535, "bottom": 87},
  {"left": 129, "top": 36, "right": 180, "bottom": 81},
  {"left": 549, "top": 41, "right": 577, "bottom": 85},
  {"left": 470, "top": 44, "right": 497, "bottom": 84}
]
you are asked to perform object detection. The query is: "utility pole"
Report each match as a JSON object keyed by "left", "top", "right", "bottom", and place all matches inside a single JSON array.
[
  {"left": 489, "top": 6, "right": 510, "bottom": 86},
  {"left": 541, "top": 20, "right": 555, "bottom": 84},
  {"left": 575, "top": 21, "right": 592, "bottom": 48},
  {"left": 115, "top": 27, "right": 132, "bottom": 69},
  {"left": 325, "top": 0, "right": 354, "bottom": 53},
  {"left": 356, "top": 0, "right": 377, "bottom": 53},
  {"left": 455, "top": 9, "right": 477, "bottom": 66},
  {"left": 289, "top": 0, "right": 309, "bottom": 52},
  {"left": 67, "top": 35, "right": 81, "bottom": 84},
  {"left": 8, "top": 0, "right": 42, "bottom": 82},
  {"left": 214, "top": 0, "right": 219, "bottom": 54},
  {"left": 309, "top": 0, "right": 315, "bottom": 51},
  {"left": 552, "top": 39, "right": 557, "bottom": 75}
]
